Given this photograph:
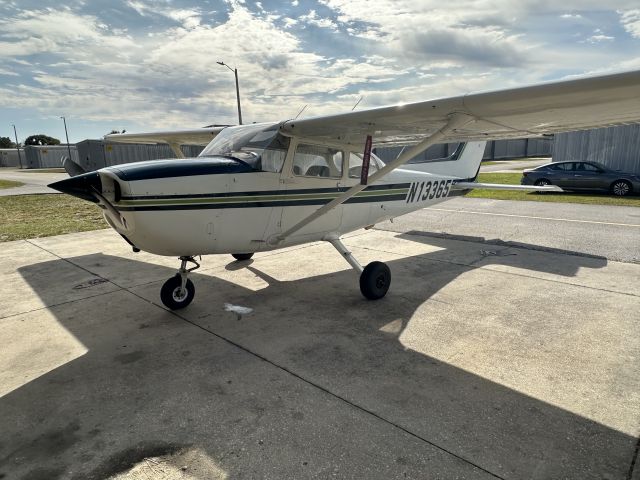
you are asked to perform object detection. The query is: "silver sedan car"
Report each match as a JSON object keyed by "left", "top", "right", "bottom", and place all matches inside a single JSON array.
[{"left": 521, "top": 161, "right": 640, "bottom": 196}]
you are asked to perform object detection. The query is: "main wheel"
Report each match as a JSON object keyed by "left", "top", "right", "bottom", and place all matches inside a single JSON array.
[
  {"left": 160, "top": 275, "right": 195, "bottom": 310},
  {"left": 611, "top": 180, "right": 631, "bottom": 197},
  {"left": 359, "top": 261, "right": 391, "bottom": 300},
  {"left": 232, "top": 253, "right": 254, "bottom": 261}
]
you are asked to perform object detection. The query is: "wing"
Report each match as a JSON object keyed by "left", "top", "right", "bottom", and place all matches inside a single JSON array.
[
  {"left": 280, "top": 70, "right": 640, "bottom": 146},
  {"left": 105, "top": 127, "right": 226, "bottom": 146}
]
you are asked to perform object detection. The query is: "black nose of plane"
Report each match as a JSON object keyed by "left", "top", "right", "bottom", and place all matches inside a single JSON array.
[{"left": 48, "top": 171, "right": 102, "bottom": 203}]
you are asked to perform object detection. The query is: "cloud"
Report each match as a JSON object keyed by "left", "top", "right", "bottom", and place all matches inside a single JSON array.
[
  {"left": 619, "top": 9, "right": 640, "bottom": 38},
  {"left": 1, "top": 0, "right": 639, "bottom": 136},
  {"left": 299, "top": 9, "right": 338, "bottom": 30}
]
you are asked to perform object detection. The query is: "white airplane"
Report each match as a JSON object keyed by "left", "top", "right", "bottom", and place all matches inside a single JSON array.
[{"left": 50, "top": 71, "right": 640, "bottom": 309}]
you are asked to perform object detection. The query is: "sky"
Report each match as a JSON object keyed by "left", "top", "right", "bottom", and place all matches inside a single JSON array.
[{"left": 1, "top": 0, "right": 640, "bottom": 143}]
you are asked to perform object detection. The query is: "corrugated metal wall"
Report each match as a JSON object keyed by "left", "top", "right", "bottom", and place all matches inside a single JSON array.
[
  {"left": 375, "top": 138, "right": 552, "bottom": 163},
  {"left": 0, "top": 149, "right": 24, "bottom": 167},
  {"left": 76, "top": 140, "right": 205, "bottom": 171},
  {"left": 23, "top": 145, "right": 79, "bottom": 168},
  {"left": 553, "top": 125, "right": 640, "bottom": 173}
]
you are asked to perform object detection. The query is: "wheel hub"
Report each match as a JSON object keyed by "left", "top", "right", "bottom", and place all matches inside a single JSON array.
[
  {"left": 613, "top": 183, "right": 629, "bottom": 195},
  {"left": 172, "top": 287, "right": 186, "bottom": 302}
]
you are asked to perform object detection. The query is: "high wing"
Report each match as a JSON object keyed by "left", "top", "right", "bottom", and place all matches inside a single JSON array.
[
  {"left": 274, "top": 70, "right": 640, "bottom": 241},
  {"left": 106, "top": 126, "right": 227, "bottom": 158},
  {"left": 279, "top": 70, "right": 640, "bottom": 146}
]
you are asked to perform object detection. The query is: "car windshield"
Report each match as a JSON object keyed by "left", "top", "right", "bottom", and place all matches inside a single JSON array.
[{"left": 198, "top": 122, "right": 289, "bottom": 172}]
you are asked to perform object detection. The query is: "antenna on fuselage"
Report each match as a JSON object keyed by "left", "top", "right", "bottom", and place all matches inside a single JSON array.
[
  {"left": 294, "top": 104, "right": 308, "bottom": 120},
  {"left": 351, "top": 96, "right": 363, "bottom": 110}
]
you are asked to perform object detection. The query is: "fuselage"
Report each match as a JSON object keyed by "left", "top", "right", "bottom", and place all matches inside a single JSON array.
[
  {"left": 95, "top": 158, "right": 459, "bottom": 256},
  {"left": 51, "top": 123, "right": 484, "bottom": 257}
]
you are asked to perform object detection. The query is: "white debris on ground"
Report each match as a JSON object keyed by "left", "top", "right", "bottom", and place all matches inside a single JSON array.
[{"left": 223, "top": 303, "right": 253, "bottom": 319}]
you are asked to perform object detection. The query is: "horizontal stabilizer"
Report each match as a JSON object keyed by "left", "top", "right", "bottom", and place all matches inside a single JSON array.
[{"left": 453, "top": 182, "right": 563, "bottom": 192}]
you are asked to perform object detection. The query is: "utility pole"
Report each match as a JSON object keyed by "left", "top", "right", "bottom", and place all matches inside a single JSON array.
[
  {"left": 11, "top": 124, "right": 23, "bottom": 169},
  {"left": 217, "top": 61, "right": 243, "bottom": 125},
  {"left": 60, "top": 116, "right": 73, "bottom": 161}
]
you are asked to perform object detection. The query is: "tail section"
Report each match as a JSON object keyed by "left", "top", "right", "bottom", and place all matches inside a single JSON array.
[{"left": 398, "top": 141, "right": 486, "bottom": 180}]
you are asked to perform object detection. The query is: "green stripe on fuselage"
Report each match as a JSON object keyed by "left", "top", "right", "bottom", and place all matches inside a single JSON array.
[{"left": 117, "top": 188, "right": 409, "bottom": 207}]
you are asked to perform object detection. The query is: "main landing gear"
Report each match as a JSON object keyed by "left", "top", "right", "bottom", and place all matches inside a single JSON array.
[
  {"left": 326, "top": 236, "right": 391, "bottom": 300},
  {"left": 160, "top": 256, "right": 200, "bottom": 310}
]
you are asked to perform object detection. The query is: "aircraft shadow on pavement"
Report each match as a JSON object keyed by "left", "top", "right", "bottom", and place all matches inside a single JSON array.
[{"left": 3, "top": 239, "right": 635, "bottom": 480}]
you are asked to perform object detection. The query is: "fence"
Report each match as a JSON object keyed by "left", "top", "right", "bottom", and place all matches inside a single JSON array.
[{"left": 553, "top": 125, "right": 640, "bottom": 173}]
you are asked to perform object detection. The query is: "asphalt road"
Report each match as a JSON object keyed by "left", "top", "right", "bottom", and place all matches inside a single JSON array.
[
  {"left": 377, "top": 196, "right": 640, "bottom": 263},
  {"left": 0, "top": 168, "right": 67, "bottom": 196}
]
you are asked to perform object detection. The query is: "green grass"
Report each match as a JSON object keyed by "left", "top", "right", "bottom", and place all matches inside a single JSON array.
[
  {"left": 466, "top": 173, "right": 640, "bottom": 207},
  {"left": 0, "top": 194, "right": 107, "bottom": 242},
  {"left": 0, "top": 179, "right": 24, "bottom": 189}
]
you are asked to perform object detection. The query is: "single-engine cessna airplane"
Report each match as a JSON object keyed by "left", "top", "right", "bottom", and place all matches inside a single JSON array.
[{"left": 50, "top": 71, "right": 640, "bottom": 309}]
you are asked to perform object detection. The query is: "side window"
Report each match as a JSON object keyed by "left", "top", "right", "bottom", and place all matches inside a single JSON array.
[
  {"left": 259, "top": 133, "right": 290, "bottom": 173},
  {"left": 261, "top": 149, "right": 287, "bottom": 173},
  {"left": 348, "top": 152, "right": 379, "bottom": 178},
  {"left": 552, "top": 163, "right": 572, "bottom": 171},
  {"left": 583, "top": 163, "right": 599, "bottom": 172},
  {"left": 293, "top": 144, "right": 343, "bottom": 178}
]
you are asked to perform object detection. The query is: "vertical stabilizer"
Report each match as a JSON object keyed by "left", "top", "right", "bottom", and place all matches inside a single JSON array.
[{"left": 398, "top": 141, "right": 486, "bottom": 180}]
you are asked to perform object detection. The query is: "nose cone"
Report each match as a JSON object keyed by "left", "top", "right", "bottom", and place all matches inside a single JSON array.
[{"left": 48, "top": 171, "right": 102, "bottom": 203}]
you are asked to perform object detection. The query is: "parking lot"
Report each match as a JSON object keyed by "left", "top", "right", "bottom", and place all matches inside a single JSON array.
[{"left": 1, "top": 202, "right": 639, "bottom": 479}]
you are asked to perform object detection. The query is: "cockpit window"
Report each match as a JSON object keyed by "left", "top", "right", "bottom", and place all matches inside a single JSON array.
[{"left": 199, "top": 122, "right": 289, "bottom": 173}]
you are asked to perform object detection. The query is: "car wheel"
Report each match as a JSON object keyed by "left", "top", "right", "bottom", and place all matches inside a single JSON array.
[{"left": 611, "top": 180, "right": 631, "bottom": 197}]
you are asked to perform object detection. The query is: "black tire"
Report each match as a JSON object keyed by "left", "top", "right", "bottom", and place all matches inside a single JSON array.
[
  {"left": 610, "top": 180, "right": 631, "bottom": 197},
  {"left": 160, "top": 275, "right": 195, "bottom": 310},
  {"left": 534, "top": 179, "right": 551, "bottom": 187},
  {"left": 232, "top": 253, "right": 254, "bottom": 261},
  {"left": 359, "top": 261, "right": 391, "bottom": 300}
]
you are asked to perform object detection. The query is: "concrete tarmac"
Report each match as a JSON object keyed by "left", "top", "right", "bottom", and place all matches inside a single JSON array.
[{"left": 1, "top": 226, "right": 639, "bottom": 479}]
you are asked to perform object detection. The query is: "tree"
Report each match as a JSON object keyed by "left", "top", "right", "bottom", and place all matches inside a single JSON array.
[
  {"left": 108, "top": 129, "right": 126, "bottom": 134},
  {"left": 0, "top": 136, "right": 15, "bottom": 148},
  {"left": 24, "top": 134, "right": 61, "bottom": 146}
]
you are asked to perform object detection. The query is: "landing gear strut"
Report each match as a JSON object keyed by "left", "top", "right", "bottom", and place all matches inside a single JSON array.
[
  {"left": 160, "top": 256, "right": 200, "bottom": 310},
  {"left": 326, "top": 236, "right": 391, "bottom": 300}
]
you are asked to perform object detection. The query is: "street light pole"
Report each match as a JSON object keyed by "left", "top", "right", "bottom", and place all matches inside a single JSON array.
[
  {"left": 11, "top": 124, "right": 23, "bottom": 169},
  {"left": 217, "top": 61, "right": 243, "bottom": 125},
  {"left": 60, "top": 116, "right": 72, "bottom": 161}
]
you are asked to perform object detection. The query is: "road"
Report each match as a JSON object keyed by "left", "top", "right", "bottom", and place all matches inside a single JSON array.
[
  {"left": 377, "top": 196, "right": 640, "bottom": 263},
  {"left": 0, "top": 168, "right": 66, "bottom": 195}
]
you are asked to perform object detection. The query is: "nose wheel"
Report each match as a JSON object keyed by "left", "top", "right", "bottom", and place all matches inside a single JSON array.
[{"left": 160, "top": 256, "right": 200, "bottom": 310}]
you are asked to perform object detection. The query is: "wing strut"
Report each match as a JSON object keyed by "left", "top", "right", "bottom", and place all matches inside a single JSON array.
[
  {"left": 272, "top": 113, "right": 474, "bottom": 244},
  {"left": 169, "top": 143, "right": 185, "bottom": 159}
]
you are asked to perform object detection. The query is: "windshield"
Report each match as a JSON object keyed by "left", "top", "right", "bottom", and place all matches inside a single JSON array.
[{"left": 199, "top": 122, "right": 290, "bottom": 172}]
